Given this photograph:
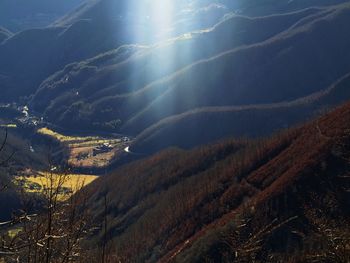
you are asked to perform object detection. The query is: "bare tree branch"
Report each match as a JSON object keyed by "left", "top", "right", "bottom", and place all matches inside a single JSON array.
[{"left": 0, "top": 128, "right": 8, "bottom": 153}]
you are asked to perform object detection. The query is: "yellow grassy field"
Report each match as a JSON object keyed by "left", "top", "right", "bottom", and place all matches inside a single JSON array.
[
  {"left": 15, "top": 172, "right": 98, "bottom": 200},
  {"left": 0, "top": 124, "right": 17, "bottom": 128},
  {"left": 37, "top": 127, "right": 127, "bottom": 169},
  {"left": 7, "top": 227, "right": 22, "bottom": 239},
  {"left": 37, "top": 128, "right": 130, "bottom": 168},
  {"left": 69, "top": 144, "right": 123, "bottom": 168},
  {"left": 37, "top": 127, "right": 100, "bottom": 143},
  {"left": 69, "top": 138, "right": 121, "bottom": 148}
]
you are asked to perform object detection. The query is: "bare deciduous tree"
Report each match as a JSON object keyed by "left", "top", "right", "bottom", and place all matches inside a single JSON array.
[{"left": 0, "top": 164, "right": 92, "bottom": 263}]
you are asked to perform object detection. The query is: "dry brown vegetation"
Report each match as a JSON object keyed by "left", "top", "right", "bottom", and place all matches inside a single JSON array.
[
  {"left": 0, "top": 142, "right": 96, "bottom": 263},
  {"left": 1, "top": 101, "right": 350, "bottom": 262},
  {"left": 80, "top": 102, "right": 350, "bottom": 262}
]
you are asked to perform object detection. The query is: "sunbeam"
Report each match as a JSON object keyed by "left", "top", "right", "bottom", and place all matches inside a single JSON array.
[{"left": 149, "top": 0, "right": 174, "bottom": 37}]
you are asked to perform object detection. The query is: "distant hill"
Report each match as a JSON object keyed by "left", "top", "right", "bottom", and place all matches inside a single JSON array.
[
  {"left": 0, "top": 22, "right": 126, "bottom": 100},
  {"left": 1, "top": 0, "right": 344, "bottom": 33},
  {"left": 0, "top": 0, "right": 84, "bottom": 32},
  {"left": 82, "top": 99, "right": 350, "bottom": 262},
  {"left": 30, "top": 6, "right": 325, "bottom": 116},
  {"left": 119, "top": 3, "right": 350, "bottom": 134},
  {"left": 132, "top": 72, "right": 350, "bottom": 154},
  {"left": 0, "top": 0, "right": 228, "bottom": 102},
  {"left": 29, "top": 3, "right": 350, "bottom": 151},
  {"left": 0, "top": 27, "right": 12, "bottom": 43},
  {"left": 1, "top": 1, "right": 350, "bottom": 156},
  {"left": 1, "top": 0, "right": 346, "bottom": 102},
  {"left": 220, "top": 0, "right": 349, "bottom": 15},
  {"left": 54, "top": 0, "right": 227, "bottom": 42}
]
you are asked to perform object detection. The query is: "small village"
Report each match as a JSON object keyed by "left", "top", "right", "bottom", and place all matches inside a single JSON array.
[
  {"left": 0, "top": 103, "right": 132, "bottom": 172},
  {"left": 0, "top": 103, "right": 44, "bottom": 128}
]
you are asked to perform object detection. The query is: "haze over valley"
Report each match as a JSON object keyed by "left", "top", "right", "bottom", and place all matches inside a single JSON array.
[{"left": 0, "top": 0, "right": 349, "bottom": 262}]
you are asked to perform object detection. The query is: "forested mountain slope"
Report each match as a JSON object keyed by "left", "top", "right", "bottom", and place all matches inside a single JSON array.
[
  {"left": 0, "top": 1, "right": 350, "bottom": 261},
  {"left": 82, "top": 99, "right": 350, "bottom": 262}
]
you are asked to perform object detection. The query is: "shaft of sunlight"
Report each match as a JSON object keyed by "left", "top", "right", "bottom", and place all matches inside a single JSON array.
[{"left": 150, "top": 0, "right": 174, "bottom": 30}]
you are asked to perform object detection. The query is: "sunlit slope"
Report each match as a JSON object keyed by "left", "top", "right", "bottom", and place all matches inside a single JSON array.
[
  {"left": 54, "top": 0, "right": 227, "bottom": 40},
  {"left": 30, "top": 6, "right": 327, "bottom": 129},
  {"left": 120, "top": 4, "right": 350, "bottom": 134},
  {"left": 30, "top": 3, "right": 350, "bottom": 148},
  {"left": 37, "top": 127, "right": 130, "bottom": 169},
  {"left": 82, "top": 101, "right": 350, "bottom": 262},
  {"left": 0, "top": 0, "right": 227, "bottom": 102},
  {"left": 56, "top": 0, "right": 348, "bottom": 28},
  {"left": 38, "top": 127, "right": 101, "bottom": 143}
]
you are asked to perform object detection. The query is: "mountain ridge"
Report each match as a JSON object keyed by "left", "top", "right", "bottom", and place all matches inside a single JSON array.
[
  {"left": 132, "top": 72, "right": 350, "bottom": 153},
  {"left": 81, "top": 99, "right": 350, "bottom": 262},
  {"left": 30, "top": 5, "right": 345, "bottom": 132}
]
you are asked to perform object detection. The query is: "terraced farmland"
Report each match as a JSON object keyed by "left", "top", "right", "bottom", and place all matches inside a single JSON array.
[{"left": 37, "top": 127, "right": 131, "bottom": 169}]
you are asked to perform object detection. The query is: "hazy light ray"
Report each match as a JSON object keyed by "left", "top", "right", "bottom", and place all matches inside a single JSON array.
[
  {"left": 149, "top": 0, "right": 174, "bottom": 38},
  {"left": 122, "top": 0, "right": 202, "bottom": 126}
]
